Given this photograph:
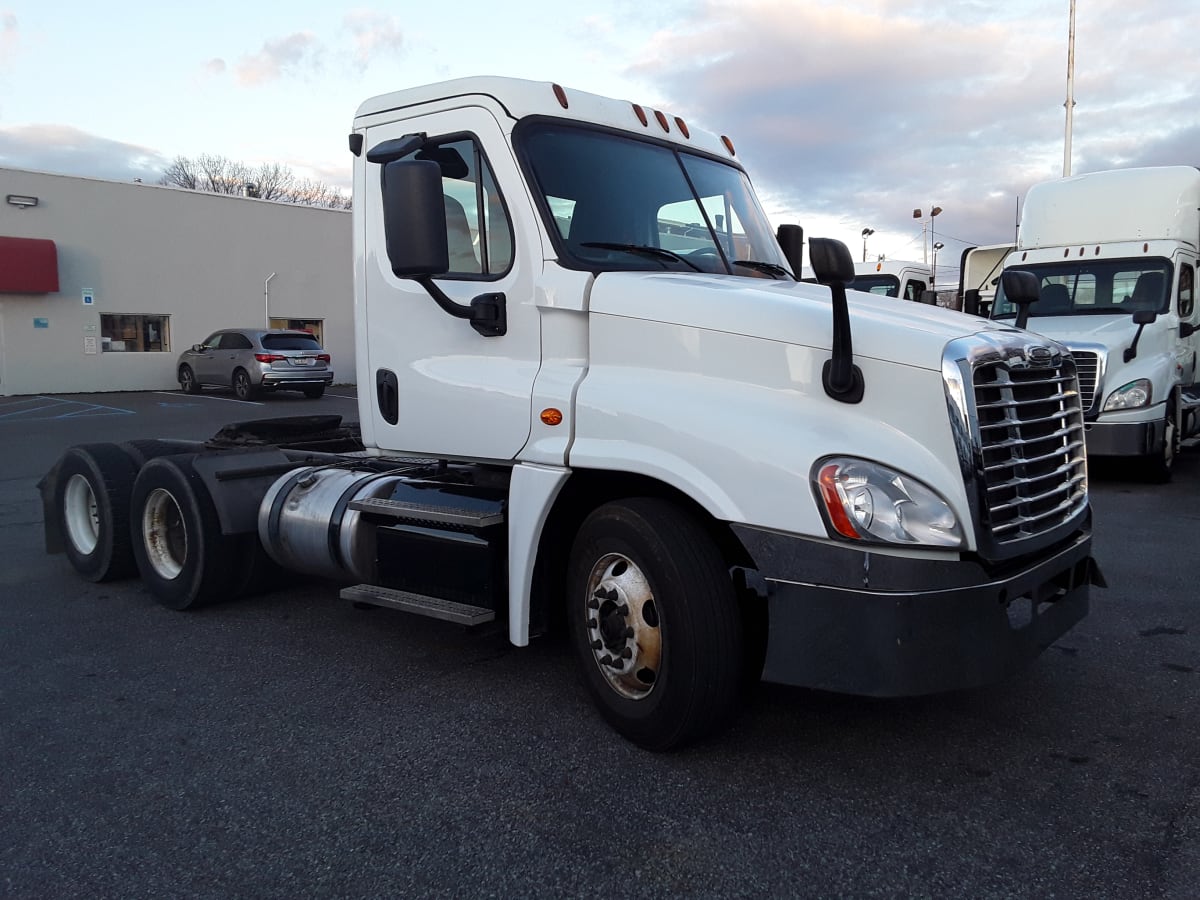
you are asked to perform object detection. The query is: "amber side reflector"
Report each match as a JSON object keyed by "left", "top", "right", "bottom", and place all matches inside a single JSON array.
[
  {"left": 553, "top": 84, "right": 569, "bottom": 109},
  {"left": 654, "top": 110, "right": 670, "bottom": 132},
  {"left": 675, "top": 117, "right": 689, "bottom": 138},
  {"left": 632, "top": 104, "right": 648, "bottom": 126},
  {"left": 817, "top": 464, "right": 861, "bottom": 540},
  {"left": 1143, "top": 243, "right": 1149, "bottom": 252},
  {"left": 721, "top": 135, "right": 736, "bottom": 155},
  {"left": 540, "top": 408, "right": 564, "bottom": 426},
  {"left": 876, "top": 262, "right": 882, "bottom": 272}
]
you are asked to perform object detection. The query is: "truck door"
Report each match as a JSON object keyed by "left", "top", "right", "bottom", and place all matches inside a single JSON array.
[
  {"left": 361, "top": 107, "right": 542, "bottom": 460},
  {"left": 1177, "top": 260, "right": 1198, "bottom": 388}
]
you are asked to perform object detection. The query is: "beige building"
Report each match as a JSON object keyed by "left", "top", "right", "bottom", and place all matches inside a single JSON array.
[{"left": 0, "top": 167, "right": 352, "bottom": 396}]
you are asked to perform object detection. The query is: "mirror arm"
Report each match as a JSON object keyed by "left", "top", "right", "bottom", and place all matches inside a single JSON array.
[
  {"left": 1124, "top": 323, "right": 1147, "bottom": 363},
  {"left": 414, "top": 276, "right": 507, "bottom": 337},
  {"left": 822, "top": 282, "right": 865, "bottom": 403}
]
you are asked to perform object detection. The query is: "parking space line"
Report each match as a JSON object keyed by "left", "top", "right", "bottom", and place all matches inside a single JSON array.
[
  {"left": 327, "top": 392, "right": 359, "bottom": 400},
  {"left": 152, "top": 391, "right": 263, "bottom": 406},
  {"left": 0, "top": 396, "right": 136, "bottom": 421}
]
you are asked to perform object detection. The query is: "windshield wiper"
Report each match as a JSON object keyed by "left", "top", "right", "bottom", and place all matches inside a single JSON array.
[
  {"left": 579, "top": 242, "right": 702, "bottom": 272},
  {"left": 733, "top": 260, "right": 792, "bottom": 280}
]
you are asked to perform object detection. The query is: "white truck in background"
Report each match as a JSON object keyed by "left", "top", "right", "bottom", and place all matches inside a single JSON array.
[
  {"left": 851, "top": 259, "right": 933, "bottom": 302},
  {"left": 40, "top": 77, "right": 1101, "bottom": 750},
  {"left": 961, "top": 243, "right": 1016, "bottom": 317},
  {"left": 992, "top": 166, "right": 1200, "bottom": 480}
]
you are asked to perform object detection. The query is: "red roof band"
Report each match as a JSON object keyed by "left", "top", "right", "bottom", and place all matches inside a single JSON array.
[{"left": 0, "top": 236, "right": 60, "bottom": 293}]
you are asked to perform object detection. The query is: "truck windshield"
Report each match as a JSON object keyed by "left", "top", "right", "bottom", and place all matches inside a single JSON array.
[
  {"left": 992, "top": 259, "right": 1173, "bottom": 319},
  {"left": 518, "top": 122, "right": 791, "bottom": 279}
]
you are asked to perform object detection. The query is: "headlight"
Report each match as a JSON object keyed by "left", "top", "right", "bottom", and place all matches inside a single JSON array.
[
  {"left": 1102, "top": 379, "right": 1152, "bottom": 411},
  {"left": 813, "top": 457, "right": 965, "bottom": 548}
]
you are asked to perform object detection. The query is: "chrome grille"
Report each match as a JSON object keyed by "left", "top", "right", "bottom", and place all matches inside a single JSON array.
[
  {"left": 1070, "top": 350, "right": 1100, "bottom": 412},
  {"left": 970, "top": 348, "right": 1088, "bottom": 547}
]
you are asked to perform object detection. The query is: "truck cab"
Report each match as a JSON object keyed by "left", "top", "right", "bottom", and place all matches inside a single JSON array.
[
  {"left": 851, "top": 260, "right": 933, "bottom": 302},
  {"left": 992, "top": 167, "right": 1200, "bottom": 480}
]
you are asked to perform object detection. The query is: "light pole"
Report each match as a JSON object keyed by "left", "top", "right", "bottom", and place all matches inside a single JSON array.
[
  {"left": 932, "top": 241, "right": 944, "bottom": 290},
  {"left": 912, "top": 205, "right": 943, "bottom": 264},
  {"left": 861, "top": 227, "right": 875, "bottom": 263}
]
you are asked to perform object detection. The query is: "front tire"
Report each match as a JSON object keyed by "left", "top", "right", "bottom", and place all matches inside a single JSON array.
[
  {"left": 53, "top": 444, "right": 138, "bottom": 582},
  {"left": 129, "top": 456, "right": 248, "bottom": 610},
  {"left": 232, "top": 368, "right": 258, "bottom": 401},
  {"left": 567, "top": 498, "right": 744, "bottom": 750},
  {"left": 178, "top": 364, "right": 200, "bottom": 394},
  {"left": 302, "top": 384, "right": 326, "bottom": 399},
  {"left": 1141, "top": 396, "right": 1180, "bottom": 483}
]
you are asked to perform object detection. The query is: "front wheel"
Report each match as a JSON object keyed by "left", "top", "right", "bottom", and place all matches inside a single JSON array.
[
  {"left": 1141, "top": 397, "right": 1180, "bottom": 483},
  {"left": 232, "top": 368, "right": 258, "bottom": 401},
  {"left": 178, "top": 364, "right": 200, "bottom": 394},
  {"left": 567, "top": 498, "right": 744, "bottom": 750}
]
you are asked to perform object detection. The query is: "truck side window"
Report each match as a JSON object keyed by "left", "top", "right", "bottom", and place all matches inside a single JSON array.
[
  {"left": 410, "top": 137, "right": 514, "bottom": 279},
  {"left": 1179, "top": 264, "right": 1195, "bottom": 318}
]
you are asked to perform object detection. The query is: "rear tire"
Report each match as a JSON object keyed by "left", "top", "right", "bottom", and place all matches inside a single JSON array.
[
  {"left": 129, "top": 456, "right": 249, "bottom": 610},
  {"left": 302, "top": 384, "right": 326, "bottom": 399},
  {"left": 53, "top": 444, "right": 138, "bottom": 582},
  {"left": 178, "top": 364, "right": 200, "bottom": 394},
  {"left": 567, "top": 498, "right": 744, "bottom": 751},
  {"left": 232, "top": 368, "right": 258, "bottom": 401}
]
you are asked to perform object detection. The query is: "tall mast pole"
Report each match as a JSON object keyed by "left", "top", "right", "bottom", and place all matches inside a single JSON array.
[{"left": 1064, "top": 0, "right": 1076, "bottom": 176}]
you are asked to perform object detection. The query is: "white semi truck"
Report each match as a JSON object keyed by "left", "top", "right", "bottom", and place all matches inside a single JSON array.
[
  {"left": 991, "top": 166, "right": 1200, "bottom": 480},
  {"left": 40, "top": 78, "right": 1101, "bottom": 750}
]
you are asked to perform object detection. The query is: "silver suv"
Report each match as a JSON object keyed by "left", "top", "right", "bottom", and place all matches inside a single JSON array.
[{"left": 177, "top": 328, "right": 334, "bottom": 400}]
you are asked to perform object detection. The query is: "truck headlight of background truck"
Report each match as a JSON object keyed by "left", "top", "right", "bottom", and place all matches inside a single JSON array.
[
  {"left": 813, "top": 457, "right": 965, "bottom": 548},
  {"left": 1102, "top": 378, "right": 1152, "bottom": 411}
]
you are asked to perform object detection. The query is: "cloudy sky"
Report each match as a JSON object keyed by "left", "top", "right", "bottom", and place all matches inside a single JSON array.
[{"left": 2, "top": 0, "right": 1197, "bottom": 284}]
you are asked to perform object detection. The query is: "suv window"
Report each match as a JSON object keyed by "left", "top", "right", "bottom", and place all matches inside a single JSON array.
[
  {"left": 221, "top": 333, "right": 254, "bottom": 350},
  {"left": 261, "top": 334, "right": 322, "bottom": 351}
]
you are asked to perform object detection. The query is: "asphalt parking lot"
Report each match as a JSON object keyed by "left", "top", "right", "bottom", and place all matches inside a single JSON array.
[{"left": 2, "top": 389, "right": 1198, "bottom": 898}]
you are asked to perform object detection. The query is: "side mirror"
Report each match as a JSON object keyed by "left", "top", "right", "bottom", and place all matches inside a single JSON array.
[
  {"left": 192, "top": 344, "right": 203, "bottom": 352},
  {"left": 776, "top": 224, "right": 804, "bottom": 276},
  {"left": 963, "top": 288, "right": 981, "bottom": 317},
  {"left": 1182, "top": 322, "right": 1196, "bottom": 338},
  {"left": 1132, "top": 308, "right": 1158, "bottom": 325},
  {"left": 809, "top": 237, "right": 855, "bottom": 285},
  {"left": 380, "top": 159, "right": 449, "bottom": 277},
  {"left": 1002, "top": 269, "right": 1040, "bottom": 330}
]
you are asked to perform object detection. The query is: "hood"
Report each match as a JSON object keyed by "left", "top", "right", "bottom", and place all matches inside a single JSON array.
[
  {"left": 1010, "top": 313, "right": 1144, "bottom": 351},
  {"left": 587, "top": 271, "right": 1017, "bottom": 371}
]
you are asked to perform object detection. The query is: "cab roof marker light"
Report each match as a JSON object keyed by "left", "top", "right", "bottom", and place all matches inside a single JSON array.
[
  {"left": 654, "top": 110, "right": 670, "bottom": 132},
  {"left": 552, "top": 84, "right": 569, "bottom": 109},
  {"left": 674, "top": 117, "right": 690, "bottom": 138},
  {"left": 721, "top": 135, "right": 736, "bottom": 156},
  {"left": 632, "top": 104, "right": 648, "bottom": 127}
]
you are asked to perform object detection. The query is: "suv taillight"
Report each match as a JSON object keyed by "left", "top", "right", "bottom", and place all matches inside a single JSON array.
[
  {"left": 317, "top": 354, "right": 331, "bottom": 362},
  {"left": 254, "top": 353, "right": 286, "bottom": 363}
]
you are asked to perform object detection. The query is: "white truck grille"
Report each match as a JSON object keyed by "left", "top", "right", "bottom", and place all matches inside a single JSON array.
[{"left": 1069, "top": 350, "right": 1101, "bottom": 412}]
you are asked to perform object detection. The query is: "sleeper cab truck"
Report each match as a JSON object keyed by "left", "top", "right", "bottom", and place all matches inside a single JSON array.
[
  {"left": 993, "top": 166, "right": 1200, "bottom": 481},
  {"left": 40, "top": 77, "right": 1102, "bottom": 750}
]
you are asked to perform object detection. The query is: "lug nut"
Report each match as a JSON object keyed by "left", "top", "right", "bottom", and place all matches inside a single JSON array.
[
  {"left": 620, "top": 647, "right": 633, "bottom": 659},
  {"left": 591, "top": 640, "right": 602, "bottom": 650}
]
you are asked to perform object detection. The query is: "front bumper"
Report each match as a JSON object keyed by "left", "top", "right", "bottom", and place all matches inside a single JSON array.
[
  {"left": 733, "top": 524, "right": 1100, "bottom": 697},
  {"left": 1083, "top": 417, "right": 1162, "bottom": 457}
]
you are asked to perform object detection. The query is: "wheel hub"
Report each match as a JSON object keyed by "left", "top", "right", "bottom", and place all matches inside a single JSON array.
[{"left": 584, "top": 553, "right": 661, "bottom": 700}]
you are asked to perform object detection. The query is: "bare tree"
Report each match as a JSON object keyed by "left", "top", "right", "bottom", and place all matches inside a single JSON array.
[{"left": 159, "top": 154, "right": 351, "bottom": 208}]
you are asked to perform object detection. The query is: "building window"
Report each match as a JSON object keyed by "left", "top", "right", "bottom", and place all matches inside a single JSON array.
[
  {"left": 100, "top": 314, "right": 171, "bottom": 352},
  {"left": 269, "top": 318, "right": 324, "bottom": 344}
]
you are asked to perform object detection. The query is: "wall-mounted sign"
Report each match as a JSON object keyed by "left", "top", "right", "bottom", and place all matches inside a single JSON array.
[
  {"left": 82, "top": 288, "right": 94, "bottom": 306},
  {"left": 84, "top": 336, "right": 98, "bottom": 355},
  {"left": 33, "top": 317, "right": 49, "bottom": 329}
]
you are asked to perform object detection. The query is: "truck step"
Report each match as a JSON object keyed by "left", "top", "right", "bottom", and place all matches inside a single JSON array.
[
  {"left": 341, "top": 584, "right": 496, "bottom": 626},
  {"left": 348, "top": 496, "right": 503, "bottom": 528},
  {"left": 1181, "top": 388, "right": 1200, "bottom": 410}
]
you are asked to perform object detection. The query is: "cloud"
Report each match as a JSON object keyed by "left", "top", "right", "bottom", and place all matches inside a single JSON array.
[
  {"left": 628, "top": 0, "right": 1200, "bottom": 260},
  {"left": 0, "top": 124, "right": 168, "bottom": 183},
  {"left": 203, "top": 58, "right": 226, "bottom": 77},
  {"left": 344, "top": 10, "right": 404, "bottom": 63},
  {"left": 234, "top": 32, "right": 321, "bottom": 86}
]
